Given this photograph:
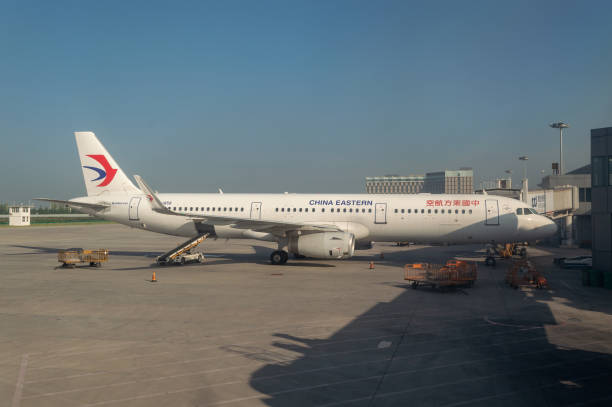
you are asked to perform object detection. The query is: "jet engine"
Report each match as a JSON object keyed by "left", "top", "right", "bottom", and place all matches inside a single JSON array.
[{"left": 288, "top": 232, "right": 355, "bottom": 259}]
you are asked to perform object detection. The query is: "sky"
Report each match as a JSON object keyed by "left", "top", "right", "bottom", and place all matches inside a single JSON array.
[{"left": 1, "top": 0, "right": 611, "bottom": 202}]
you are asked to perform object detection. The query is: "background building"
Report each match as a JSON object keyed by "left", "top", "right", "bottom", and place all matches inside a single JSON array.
[
  {"left": 8, "top": 206, "right": 31, "bottom": 226},
  {"left": 423, "top": 168, "right": 474, "bottom": 194},
  {"left": 475, "top": 177, "right": 520, "bottom": 199},
  {"left": 365, "top": 175, "right": 424, "bottom": 194},
  {"left": 366, "top": 169, "right": 474, "bottom": 194},
  {"left": 591, "top": 127, "right": 612, "bottom": 272}
]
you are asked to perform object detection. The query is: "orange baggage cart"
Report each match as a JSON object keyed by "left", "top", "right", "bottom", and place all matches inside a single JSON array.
[{"left": 404, "top": 261, "right": 477, "bottom": 289}]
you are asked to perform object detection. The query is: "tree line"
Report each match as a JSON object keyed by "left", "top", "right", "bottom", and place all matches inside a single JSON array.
[{"left": 0, "top": 203, "right": 83, "bottom": 215}]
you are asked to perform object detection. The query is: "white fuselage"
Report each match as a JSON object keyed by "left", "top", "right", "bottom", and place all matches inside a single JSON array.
[{"left": 76, "top": 193, "right": 557, "bottom": 245}]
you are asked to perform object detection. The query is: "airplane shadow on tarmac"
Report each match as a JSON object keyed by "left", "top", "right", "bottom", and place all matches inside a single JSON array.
[
  {"left": 10, "top": 242, "right": 476, "bottom": 269},
  {"left": 10, "top": 244, "right": 163, "bottom": 258},
  {"left": 245, "top": 248, "right": 612, "bottom": 407},
  {"left": 10, "top": 244, "right": 338, "bottom": 269}
]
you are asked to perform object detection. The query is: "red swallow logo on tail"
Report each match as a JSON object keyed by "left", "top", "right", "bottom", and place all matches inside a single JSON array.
[{"left": 82, "top": 155, "right": 117, "bottom": 187}]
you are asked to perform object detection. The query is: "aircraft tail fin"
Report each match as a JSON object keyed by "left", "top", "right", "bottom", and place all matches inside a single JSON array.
[{"left": 75, "top": 132, "right": 139, "bottom": 196}]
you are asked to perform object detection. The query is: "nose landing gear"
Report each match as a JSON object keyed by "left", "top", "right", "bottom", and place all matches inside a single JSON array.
[{"left": 270, "top": 250, "right": 289, "bottom": 265}]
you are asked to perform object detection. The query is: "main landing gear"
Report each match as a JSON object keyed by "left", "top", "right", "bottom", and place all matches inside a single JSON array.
[{"left": 270, "top": 250, "right": 289, "bottom": 265}]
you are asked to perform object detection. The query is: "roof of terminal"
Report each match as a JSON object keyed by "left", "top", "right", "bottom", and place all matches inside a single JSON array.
[{"left": 566, "top": 164, "right": 591, "bottom": 175}]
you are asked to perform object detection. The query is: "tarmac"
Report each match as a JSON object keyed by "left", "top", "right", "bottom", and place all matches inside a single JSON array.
[{"left": 0, "top": 223, "right": 610, "bottom": 407}]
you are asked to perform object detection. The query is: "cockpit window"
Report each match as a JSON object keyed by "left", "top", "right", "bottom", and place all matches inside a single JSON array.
[
  {"left": 523, "top": 207, "right": 537, "bottom": 215},
  {"left": 516, "top": 208, "right": 523, "bottom": 215}
]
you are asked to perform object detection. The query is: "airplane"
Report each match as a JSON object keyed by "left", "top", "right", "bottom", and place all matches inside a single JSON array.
[{"left": 36, "top": 132, "right": 558, "bottom": 264}]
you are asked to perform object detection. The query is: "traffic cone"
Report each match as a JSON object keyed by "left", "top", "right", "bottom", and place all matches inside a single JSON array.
[
  {"left": 151, "top": 271, "right": 157, "bottom": 282},
  {"left": 369, "top": 261, "right": 374, "bottom": 270}
]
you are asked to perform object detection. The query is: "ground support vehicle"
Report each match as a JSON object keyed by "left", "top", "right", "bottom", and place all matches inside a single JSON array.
[
  {"left": 58, "top": 248, "right": 109, "bottom": 268},
  {"left": 505, "top": 260, "right": 547, "bottom": 289},
  {"left": 156, "top": 233, "right": 209, "bottom": 266},
  {"left": 404, "top": 260, "right": 477, "bottom": 289},
  {"left": 484, "top": 243, "right": 527, "bottom": 266},
  {"left": 553, "top": 256, "right": 592, "bottom": 269},
  {"left": 161, "top": 250, "right": 205, "bottom": 265}
]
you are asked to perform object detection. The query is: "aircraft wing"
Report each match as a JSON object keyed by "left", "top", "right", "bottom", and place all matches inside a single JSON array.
[
  {"left": 33, "top": 198, "right": 110, "bottom": 211},
  {"left": 133, "top": 175, "right": 342, "bottom": 236},
  {"left": 190, "top": 216, "right": 341, "bottom": 235}
]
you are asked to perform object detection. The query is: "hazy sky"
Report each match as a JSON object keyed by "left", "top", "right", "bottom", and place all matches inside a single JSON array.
[{"left": 1, "top": 0, "right": 611, "bottom": 202}]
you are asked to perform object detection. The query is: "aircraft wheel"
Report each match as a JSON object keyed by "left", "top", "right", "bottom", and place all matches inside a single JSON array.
[
  {"left": 270, "top": 251, "right": 284, "bottom": 265},
  {"left": 180, "top": 257, "right": 186, "bottom": 265},
  {"left": 270, "top": 251, "right": 289, "bottom": 265},
  {"left": 198, "top": 254, "right": 204, "bottom": 263}
]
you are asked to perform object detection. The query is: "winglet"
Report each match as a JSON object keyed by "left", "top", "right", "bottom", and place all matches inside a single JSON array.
[{"left": 133, "top": 175, "right": 171, "bottom": 214}]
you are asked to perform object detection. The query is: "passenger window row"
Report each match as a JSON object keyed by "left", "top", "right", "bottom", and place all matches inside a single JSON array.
[
  {"left": 276, "top": 208, "right": 315, "bottom": 213},
  {"left": 169, "top": 206, "right": 245, "bottom": 213},
  {"left": 394, "top": 208, "right": 473, "bottom": 215},
  {"left": 274, "top": 208, "right": 373, "bottom": 213}
]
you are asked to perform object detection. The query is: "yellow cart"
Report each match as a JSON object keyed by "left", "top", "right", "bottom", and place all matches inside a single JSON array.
[{"left": 58, "top": 248, "right": 109, "bottom": 268}]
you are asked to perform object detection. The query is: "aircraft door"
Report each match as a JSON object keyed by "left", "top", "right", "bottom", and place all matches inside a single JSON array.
[
  {"left": 375, "top": 203, "right": 387, "bottom": 224},
  {"left": 250, "top": 202, "right": 262, "bottom": 220},
  {"left": 129, "top": 197, "right": 141, "bottom": 221},
  {"left": 485, "top": 199, "right": 499, "bottom": 225}
]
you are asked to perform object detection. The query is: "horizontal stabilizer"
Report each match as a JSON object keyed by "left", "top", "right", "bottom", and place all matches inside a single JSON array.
[{"left": 33, "top": 198, "right": 110, "bottom": 211}]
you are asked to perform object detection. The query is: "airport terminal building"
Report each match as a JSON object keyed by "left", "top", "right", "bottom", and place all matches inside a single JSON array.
[{"left": 591, "top": 127, "right": 612, "bottom": 271}]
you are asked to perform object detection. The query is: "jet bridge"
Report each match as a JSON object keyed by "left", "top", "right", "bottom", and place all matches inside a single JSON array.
[{"left": 527, "top": 186, "right": 580, "bottom": 245}]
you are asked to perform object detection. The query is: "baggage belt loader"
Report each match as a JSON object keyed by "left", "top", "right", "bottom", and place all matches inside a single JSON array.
[
  {"left": 404, "top": 260, "right": 477, "bottom": 289},
  {"left": 156, "top": 233, "right": 209, "bottom": 266}
]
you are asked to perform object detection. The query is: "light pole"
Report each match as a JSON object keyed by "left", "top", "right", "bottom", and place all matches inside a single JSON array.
[
  {"left": 549, "top": 122, "right": 569, "bottom": 175},
  {"left": 519, "top": 156, "right": 528, "bottom": 203},
  {"left": 519, "top": 156, "right": 528, "bottom": 180}
]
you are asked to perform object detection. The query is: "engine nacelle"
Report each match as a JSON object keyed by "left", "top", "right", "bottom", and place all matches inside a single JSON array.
[{"left": 288, "top": 232, "right": 355, "bottom": 259}]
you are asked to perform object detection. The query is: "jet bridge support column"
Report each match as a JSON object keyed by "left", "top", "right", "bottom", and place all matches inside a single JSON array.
[{"left": 562, "top": 213, "right": 574, "bottom": 247}]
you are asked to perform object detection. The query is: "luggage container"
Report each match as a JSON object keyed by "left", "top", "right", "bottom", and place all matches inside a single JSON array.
[
  {"left": 58, "top": 248, "right": 109, "bottom": 268},
  {"left": 404, "top": 260, "right": 477, "bottom": 289}
]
